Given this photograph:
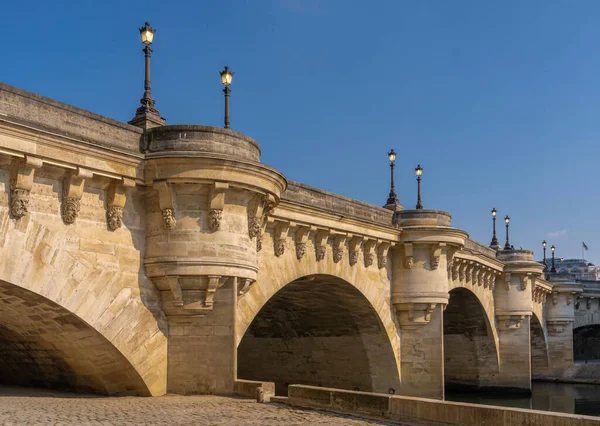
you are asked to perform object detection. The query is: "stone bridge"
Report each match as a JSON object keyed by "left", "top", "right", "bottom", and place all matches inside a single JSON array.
[{"left": 0, "top": 82, "right": 591, "bottom": 398}]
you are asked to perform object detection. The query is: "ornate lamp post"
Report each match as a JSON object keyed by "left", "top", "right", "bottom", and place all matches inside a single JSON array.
[
  {"left": 384, "top": 149, "right": 400, "bottom": 210},
  {"left": 415, "top": 164, "right": 423, "bottom": 209},
  {"left": 129, "top": 22, "right": 166, "bottom": 128},
  {"left": 504, "top": 215, "right": 511, "bottom": 250},
  {"left": 490, "top": 208, "right": 499, "bottom": 248},
  {"left": 220, "top": 66, "right": 234, "bottom": 129},
  {"left": 551, "top": 245, "right": 557, "bottom": 273},
  {"left": 542, "top": 240, "right": 548, "bottom": 271}
]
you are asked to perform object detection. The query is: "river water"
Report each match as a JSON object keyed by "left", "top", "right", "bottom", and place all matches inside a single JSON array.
[{"left": 445, "top": 381, "right": 600, "bottom": 417}]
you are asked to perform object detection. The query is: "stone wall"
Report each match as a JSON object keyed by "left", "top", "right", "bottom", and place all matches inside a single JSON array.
[
  {"left": 0, "top": 164, "right": 167, "bottom": 395},
  {"left": 237, "top": 276, "right": 400, "bottom": 395},
  {"left": 0, "top": 82, "right": 143, "bottom": 153},
  {"left": 444, "top": 288, "right": 500, "bottom": 389}
]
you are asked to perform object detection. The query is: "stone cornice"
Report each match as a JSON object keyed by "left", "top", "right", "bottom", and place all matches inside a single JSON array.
[
  {"left": 144, "top": 155, "right": 287, "bottom": 199},
  {"left": 454, "top": 250, "right": 504, "bottom": 271},
  {"left": 0, "top": 120, "right": 142, "bottom": 181},
  {"left": 398, "top": 226, "right": 469, "bottom": 246},
  {"left": 273, "top": 200, "right": 399, "bottom": 242}
]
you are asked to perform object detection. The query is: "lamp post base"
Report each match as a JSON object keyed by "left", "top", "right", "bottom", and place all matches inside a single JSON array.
[{"left": 129, "top": 110, "right": 166, "bottom": 130}]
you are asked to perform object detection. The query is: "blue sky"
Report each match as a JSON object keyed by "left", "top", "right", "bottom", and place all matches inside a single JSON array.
[{"left": 2, "top": 1, "right": 599, "bottom": 264}]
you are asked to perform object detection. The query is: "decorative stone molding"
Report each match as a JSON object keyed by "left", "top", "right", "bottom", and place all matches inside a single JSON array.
[
  {"left": 473, "top": 268, "right": 481, "bottom": 287},
  {"left": 208, "top": 209, "right": 223, "bottom": 232},
  {"left": 497, "top": 314, "right": 526, "bottom": 330},
  {"left": 532, "top": 281, "right": 551, "bottom": 304},
  {"left": 458, "top": 262, "right": 466, "bottom": 281},
  {"left": 153, "top": 180, "right": 177, "bottom": 230},
  {"left": 447, "top": 258, "right": 454, "bottom": 279},
  {"left": 208, "top": 182, "right": 229, "bottom": 232},
  {"left": 62, "top": 168, "right": 93, "bottom": 225},
  {"left": 332, "top": 235, "right": 346, "bottom": 264},
  {"left": 404, "top": 243, "right": 414, "bottom": 269},
  {"left": 504, "top": 272, "right": 512, "bottom": 290},
  {"left": 363, "top": 240, "right": 376, "bottom": 268},
  {"left": 166, "top": 276, "right": 183, "bottom": 307},
  {"left": 521, "top": 273, "right": 532, "bottom": 291},
  {"left": 205, "top": 275, "right": 224, "bottom": 308},
  {"left": 250, "top": 194, "right": 276, "bottom": 252},
  {"left": 567, "top": 292, "right": 573, "bottom": 305},
  {"left": 295, "top": 226, "right": 310, "bottom": 260},
  {"left": 274, "top": 222, "right": 290, "bottom": 257},
  {"left": 450, "top": 259, "right": 501, "bottom": 292},
  {"left": 348, "top": 236, "right": 363, "bottom": 266},
  {"left": 430, "top": 243, "right": 443, "bottom": 270},
  {"left": 237, "top": 277, "right": 255, "bottom": 297},
  {"left": 162, "top": 208, "right": 176, "bottom": 230},
  {"left": 587, "top": 297, "right": 595, "bottom": 310},
  {"left": 315, "top": 231, "right": 329, "bottom": 261},
  {"left": 377, "top": 242, "right": 390, "bottom": 269},
  {"left": 552, "top": 291, "right": 558, "bottom": 306},
  {"left": 248, "top": 215, "right": 261, "bottom": 240},
  {"left": 160, "top": 275, "right": 230, "bottom": 312},
  {"left": 465, "top": 263, "right": 475, "bottom": 283},
  {"left": 395, "top": 302, "right": 438, "bottom": 329},
  {"left": 107, "top": 178, "right": 135, "bottom": 230},
  {"left": 9, "top": 156, "right": 43, "bottom": 219}
]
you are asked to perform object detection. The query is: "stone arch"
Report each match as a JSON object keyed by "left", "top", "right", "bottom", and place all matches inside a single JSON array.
[
  {"left": 237, "top": 274, "right": 400, "bottom": 396},
  {"left": 237, "top": 232, "right": 400, "bottom": 372},
  {"left": 530, "top": 312, "right": 549, "bottom": 377},
  {"left": 0, "top": 280, "right": 150, "bottom": 395},
  {"left": 0, "top": 209, "right": 168, "bottom": 396},
  {"left": 574, "top": 325, "right": 600, "bottom": 361},
  {"left": 443, "top": 287, "right": 500, "bottom": 390}
]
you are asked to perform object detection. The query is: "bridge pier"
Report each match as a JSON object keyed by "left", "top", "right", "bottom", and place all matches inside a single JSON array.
[
  {"left": 165, "top": 280, "right": 238, "bottom": 394},
  {"left": 493, "top": 250, "right": 543, "bottom": 392},
  {"left": 546, "top": 275, "right": 583, "bottom": 375},
  {"left": 143, "top": 125, "right": 286, "bottom": 394},
  {"left": 393, "top": 210, "right": 467, "bottom": 399}
]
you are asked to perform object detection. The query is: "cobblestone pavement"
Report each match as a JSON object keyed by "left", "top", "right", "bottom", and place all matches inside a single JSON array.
[{"left": 0, "top": 385, "right": 408, "bottom": 425}]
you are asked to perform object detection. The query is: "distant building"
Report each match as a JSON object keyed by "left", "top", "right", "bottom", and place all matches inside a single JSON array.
[{"left": 541, "top": 258, "right": 600, "bottom": 281}]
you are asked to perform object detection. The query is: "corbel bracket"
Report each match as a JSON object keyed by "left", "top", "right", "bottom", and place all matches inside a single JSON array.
[
  {"left": 404, "top": 243, "right": 414, "bottom": 269},
  {"left": 430, "top": 243, "right": 444, "bottom": 270},
  {"left": 9, "top": 156, "right": 43, "bottom": 219},
  {"left": 363, "top": 239, "right": 376, "bottom": 268},
  {"left": 332, "top": 234, "right": 346, "bottom": 263},
  {"left": 107, "top": 177, "right": 135, "bottom": 231},
  {"left": 377, "top": 241, "right": 390, "bottom": 269},
  {"left": 274, "top": 222, "right": 290, "bottom": 257},
  {"left": 315, "top": 230, "right": 329, "bottom": 261},
  {"left": 521, "top": 273, "right": 532, "bottom": 291},
  {"left": 504, "top": 272, "right": 512, "bottom": 290},
  {"left": 153, "top": 180, "right": 177, "bottom": 230},
  {"left": 295, "top": 226, "right": 311, "bottom": 260},
  {"left": 62, "top": 167, "right": 93, "bottom": 224},
  {"left": 348, "top": 235, "right": 364, "bottom": 266},
  {"left": 238, "top": 277, "right": 256, "bottom": 296},
  {"left": 209, "top": 182, "right": 229, "bottom": 232}
]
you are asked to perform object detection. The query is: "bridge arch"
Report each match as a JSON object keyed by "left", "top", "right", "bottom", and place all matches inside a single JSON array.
[
  {"left": 237, "top": 274, "right": 401, "bottom": 395},
  {"left": 530, "top": 312, "right": 549, "bottom": 377},
  {"left": 0, "top": 280, "right": 150, "bottom": 395},
  {"left": 236, "top": 235, "right": 401, "bottom": 395},
  {"left": 443, "top": 287, "right": 500, "bottom": 390},
  {"left": 0, "top": 210, "right": 168, "bottom": 395},
  {"left": 574, "top": 325, "right": 600, "bottom": 361}
]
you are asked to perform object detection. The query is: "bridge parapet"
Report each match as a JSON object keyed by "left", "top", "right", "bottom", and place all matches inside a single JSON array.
[{"left": 495, "top": 249, "right": 543, "bottom": 329}]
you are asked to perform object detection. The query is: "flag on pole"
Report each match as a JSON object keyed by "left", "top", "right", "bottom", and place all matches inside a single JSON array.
[{"left": 583, "top": 242, "right": 588, "bottom": 251}]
